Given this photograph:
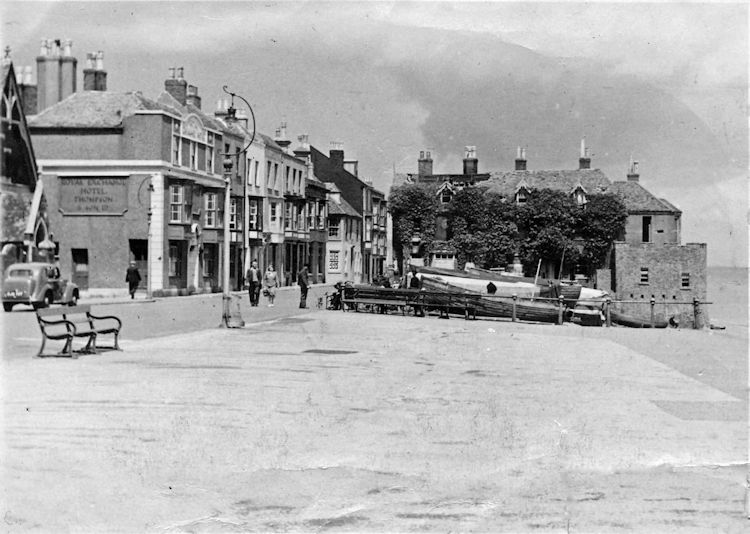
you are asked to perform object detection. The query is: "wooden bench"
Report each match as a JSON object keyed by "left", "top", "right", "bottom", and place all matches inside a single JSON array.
[
  {"left": 35, "top": 305, "right": 122, "bottom": 358},
  {"left": 341, "top": 286, "right": 422, "bottom": 315},
  {"left": 423, "top": 292, "right": 478, "bottom": 320}
]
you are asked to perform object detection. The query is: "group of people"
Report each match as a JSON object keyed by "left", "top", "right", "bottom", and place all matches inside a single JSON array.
[
  {"left": 124, "top": 259, "right": 312, "bottom": 308},
  {"left": 245, "top": 260, "right": 310, "bottom": 309}
]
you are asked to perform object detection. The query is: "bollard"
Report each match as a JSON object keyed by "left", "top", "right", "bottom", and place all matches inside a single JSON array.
[
  {"left": 650, "top": 296, "right": 655, "bottom": 328},
  {"left": 223, "top": 294, "right": 245, "bottom": 328},
  {"left": 512, "top": 294, "right": 517, "bottom": 322},
  {"left": 693, "top": 297, "right": 705, "bottom": 329},
  {"left": 558, "top": 295, "right": 564, "bottom": 325},
  {"left": 605, "top": 297, "right": 611, "bottom": 327}
]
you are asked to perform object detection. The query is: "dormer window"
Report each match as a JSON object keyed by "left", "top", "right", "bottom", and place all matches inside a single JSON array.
[
  {"left": 515, "top": 189, "right": 528, "bottom": 204},
  {"left": 574, "top": 189, "right": 587, "bottom": 207},
  {"left": 441, "top": 189, "right": 452, "bottom": 204}
]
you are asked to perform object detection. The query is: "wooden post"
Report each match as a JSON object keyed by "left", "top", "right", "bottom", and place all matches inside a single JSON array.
[
  {"left": 512, "top": 294, "right": 517, "bottom": 322},
  {"left": 605, "top": 297, "right": 611, "bottom": 327},
  {"left": 650, "top": 296, "right": 655, "bottom": 328},
  {"left": 558, "top": 295, "right": 564, "bottom": 325}
]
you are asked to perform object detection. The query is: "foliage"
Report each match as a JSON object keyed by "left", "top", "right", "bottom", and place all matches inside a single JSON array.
[
  {"left": 575, "top": 193, "right": 628, "bottom": 271},
  {"left": 388, "top": 184, "right": 439, "bottom": 264},
  {"left": 447, "top": 188, "right": 518, "bottom": 269}
]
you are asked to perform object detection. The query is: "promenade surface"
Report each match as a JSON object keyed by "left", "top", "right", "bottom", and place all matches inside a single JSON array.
[{"left": 1, "top": 291, "right": 746, "bottom": 532}]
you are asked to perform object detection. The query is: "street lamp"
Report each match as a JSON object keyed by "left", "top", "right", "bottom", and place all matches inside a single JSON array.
[{"left": 220, "top": 85, "right": 256, "bottom": 328}]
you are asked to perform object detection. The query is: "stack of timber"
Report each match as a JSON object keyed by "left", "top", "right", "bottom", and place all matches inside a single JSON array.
[{"left": 420, "top": 276, "right": 560, "bottom": 323}]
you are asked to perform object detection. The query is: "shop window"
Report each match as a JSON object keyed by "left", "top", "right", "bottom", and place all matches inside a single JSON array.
[
  {"left": 203, "top": 249, "right": 216, "bottom": 277},
  {"left": 681, "top": 272, "right": 690, "bottom": 288},
  {"left": 329, "top": 250, "right": 339, "bottom": 270},
  {"left": 639, "top": 267, "right": 649, "bottom": 284}
]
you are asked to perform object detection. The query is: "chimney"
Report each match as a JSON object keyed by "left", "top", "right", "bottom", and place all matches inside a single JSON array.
[
  {"left": 514, "top": 146, "right": 527, "bottom": 171},
  {"left": 293, "top": 133, "right": 311, "bottom": 159},
  {"left": 463, "top": 146, "right": 478, "bottom": 174},
  {"left": 165, "top": 66, "right": 188, "bottom": 105},
  {"left": 627, "top": 156, "right": 640, "bottom": 182},
  {"left": 329, "top": 141, "right": 344, "bottom": 167},
  {"left": 578, "top": 138, "right": 591, "bottom": 169},
  {"left": 418, "top": 150, "right": 433, "bottom": 177},
  {"left": 93, "top": 51, "right": 106, "bottom": 91},
  {"left": 214, "top": 98, "right": 228, "bottom": 119},
  {"left": 186, "top": 84, "right": 201, "bottom": 109},
  {"left": 344, "top": 159, "right": 359, "bottom": 177},
  {"left": 18, "top": 65, "right": 38, "bottom": 115},
  {"left": 83, "top": 53, "right": 96, "bottom": 90},
  {"left": 36, "top": 38, "right": 60, "bottom": 111},
  {"left": 274, "top": 121, "right": 292, "bottom": 150}
]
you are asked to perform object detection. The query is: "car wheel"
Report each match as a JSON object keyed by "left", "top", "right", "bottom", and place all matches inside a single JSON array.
[
  {"left": 68, "top": 293, "right": 79, "bottom": 306},
  {"left": 3, "top": 303, "right": 13, "bottom": 312},
  {"left": 33, "top": 292, "right": 52, "bottom": 310}
]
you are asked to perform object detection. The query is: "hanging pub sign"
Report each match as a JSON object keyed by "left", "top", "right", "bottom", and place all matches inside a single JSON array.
[{"left": 59, "top": 177, "right": 129, "bottom": 215}]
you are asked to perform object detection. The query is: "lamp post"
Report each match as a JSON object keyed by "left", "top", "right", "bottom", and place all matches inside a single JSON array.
[{"left": 219, "top": 85, "right": 256, "bottom": 328}]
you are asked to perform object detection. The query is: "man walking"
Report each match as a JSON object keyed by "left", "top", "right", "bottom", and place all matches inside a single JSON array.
[
  {"left": 125, "top": 261, "right": 141, "bottom": 300},
  {"left": 297, "top": 264, "right": 310, "bottom": 309},
  {"left": 246, "top": 259, "right": 261, "bottom": 306}
]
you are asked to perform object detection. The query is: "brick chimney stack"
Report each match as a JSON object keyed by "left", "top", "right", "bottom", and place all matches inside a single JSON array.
[
  {"left": 274, "top": 121, "right": 292, "bottom": 151},
  {"left": 514, "top": 146, "right": 527, "bottom": 171},
  {"left": 94, "top": 51, "right": 106, "bottom": 91},
  {"left": 36, "top": 38, "right": 77, "bottom": 111},
  {"left": 293, "top": 134, "right": 311, "bottom": 159},
  {"left": 578, "top": 138, "right": 591, "bottom": 169},
  {"left": 83, "top": 53, "right": 96, "bottom": 90},
  {"left": 165, "top": 66, "right": 188, "bottom": 105},
  {"left": 18, "top": 65, "right": 38, "bottom": 116},
  {"left": 418, "top": 150, "right": 433, "bottom": 177},
  {"left": 463, "top": 146, "right": 478, "bottom": 175},
  {"left": 627, "top": 156, "right": 640, "bottom": 182},
  {"left": 186, "top": 84, "right": 201, "bottom": 109},
  {"left": 329, "top": 141, "right": 344, "bottom": 167}
]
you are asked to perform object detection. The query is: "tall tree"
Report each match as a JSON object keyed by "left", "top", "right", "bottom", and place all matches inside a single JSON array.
[{"left": 575, "top": 193, "right": 628, "bottom": 273}]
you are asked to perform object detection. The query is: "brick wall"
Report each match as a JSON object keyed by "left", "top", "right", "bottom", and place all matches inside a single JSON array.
[
  {"left": 623, "top": 213, "right": 680, "bottom": 245},
  {"left": 613, "top": 242, "right": 707, "bottom": 326}
]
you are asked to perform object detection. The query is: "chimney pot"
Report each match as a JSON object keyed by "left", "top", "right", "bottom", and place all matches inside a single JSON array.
[
  {"left": 177, "top": 67, "right": 184, "bottom": 79},
  {"left": 39, "top": 39, "right": 48, "bottom": 56},
  {"left": 168, "top": 66, "right": 175, "bottom": 79},
  {"left": 62, "top": 39, "right": 72, "bottom": 57},
  {"left": 95, "top": 51, "right": 104, "bottom": 70},
  {"left": 515, "top": 146, "right": 528, "bottom": 171}
]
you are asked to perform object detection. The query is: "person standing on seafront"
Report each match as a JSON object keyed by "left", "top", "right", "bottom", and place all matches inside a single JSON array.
[
  {"left": 246, "top": 259, "right": 261, "bottom": 306},
  {"left": 297, "top": 264, "right": 310, "bottom": 309},
  {"left": 125, "top": 261, "right": 141, "bottom": 299},
  {"left": 262, "top": 265, "right": 279, "bottom": 307}
]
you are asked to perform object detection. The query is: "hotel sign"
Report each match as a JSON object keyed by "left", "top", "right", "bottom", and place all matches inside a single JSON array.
[{"left": 59, "top": 177, "right": 129, "bottom": 215}]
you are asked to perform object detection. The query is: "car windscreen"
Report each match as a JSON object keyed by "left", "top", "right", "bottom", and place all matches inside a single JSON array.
[{"left": 8, "top": 269, "right": 34, "bottom": 277}]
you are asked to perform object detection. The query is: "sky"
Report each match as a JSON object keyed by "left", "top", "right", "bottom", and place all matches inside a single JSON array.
[{"left": 4, "top": 1, "right": 748, "bottom": 266}]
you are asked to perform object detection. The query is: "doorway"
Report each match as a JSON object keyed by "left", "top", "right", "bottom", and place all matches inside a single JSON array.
[
  {"left": 71, "top": 248, "right": 89, "bottom": 290},
  {"left": 129, "top": 239, "right": 148, "bottom": 290}
]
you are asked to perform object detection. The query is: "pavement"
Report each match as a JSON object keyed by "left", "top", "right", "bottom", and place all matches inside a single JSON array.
[{"left": 1, "top": 298, "right": 747, "bottom": 532}]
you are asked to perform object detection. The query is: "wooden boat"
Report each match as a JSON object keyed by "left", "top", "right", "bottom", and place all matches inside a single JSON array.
[
  {"left": 420, "top": 276, "right": 560, "bottom": 324},
  {"left": 610, "top": 310, "right": 668, "bottom": 328}
]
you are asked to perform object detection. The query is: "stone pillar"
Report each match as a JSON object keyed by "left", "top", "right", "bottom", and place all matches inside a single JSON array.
[{"left": 149, "top": 173, "right": 165, "bottom": 292}]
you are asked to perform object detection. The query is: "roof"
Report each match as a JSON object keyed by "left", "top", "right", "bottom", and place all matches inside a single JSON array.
[
  {"left": 607, "top": 181, "right": 681, "bottom": 213},
  {"left": 328, "top": 197, "right": 360, "bottom": 217},
  {"left": 155, "top": 91, "right": 226, "bottom": 132},
  {"left": 29, "top": 91, "right": 169, "bottom": 128},
  {"left": 483, "top": 169, "right": 612, "bottom": 198}
]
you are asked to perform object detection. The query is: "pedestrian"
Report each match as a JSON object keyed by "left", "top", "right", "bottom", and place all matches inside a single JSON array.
[
  {"left": 125, "top": 261, "right": 141, "bottom": 299},
  {"left": 262, "top": 264, "right": 279, "bottom": 307},
  {"left": 409, "top": 269, "right": 424, "bottom": 317},
  {"left": 297, "top": 264, "right": 310, "bottom": 309},
  {"left": 246, "top": 259, "right": 261, "bottom": 306}
]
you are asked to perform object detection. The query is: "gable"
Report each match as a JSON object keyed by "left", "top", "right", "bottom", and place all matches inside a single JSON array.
[{"left": 2, "top": 62, "right": 38, "bottom": 190}]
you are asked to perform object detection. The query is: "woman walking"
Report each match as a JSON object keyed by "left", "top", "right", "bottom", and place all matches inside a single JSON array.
[{"left": 262, "top": 265, "right": 279, "bottom": 307}]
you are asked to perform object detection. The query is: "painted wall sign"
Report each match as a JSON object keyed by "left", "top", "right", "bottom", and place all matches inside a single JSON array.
[{"left": 59, "top": 177, "right": 129, "bottom": 215}]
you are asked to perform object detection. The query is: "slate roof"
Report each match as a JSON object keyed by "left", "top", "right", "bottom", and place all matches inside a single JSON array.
[
  {"left": 155, "top": 91, "right": 226, "bottom": 131},
  {"left": 29, "top": 91, "right": 169, "bottom": 128},
  {"left": 483, "top": 169, "right": 612, "bottom": 198},
  {"left": 607, "top": 181, "right": 681, "bottom": 213},
  {"left": 328, "top": 197, "right": 360, "bottom": 217}
]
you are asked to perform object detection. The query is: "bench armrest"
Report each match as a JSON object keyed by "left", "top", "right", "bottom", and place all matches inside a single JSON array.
[
  {"left": 39, "top": 318, "right": 77, "bottom": 335},
  {"left": 87, "top": 313, "right": 122, "bottom": 330}
]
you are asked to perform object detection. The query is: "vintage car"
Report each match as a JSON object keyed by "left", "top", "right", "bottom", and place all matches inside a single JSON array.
[{"left": 2, "top": 262, "right": 79, "bottom": 312}]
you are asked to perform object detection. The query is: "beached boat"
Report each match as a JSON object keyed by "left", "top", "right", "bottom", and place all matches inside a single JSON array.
[
  {"left": 420, "top": 276, "right": 560, "bottom": 323},
  {"left": 610, "top": 310, "right": 668, "bottom": 328}
]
